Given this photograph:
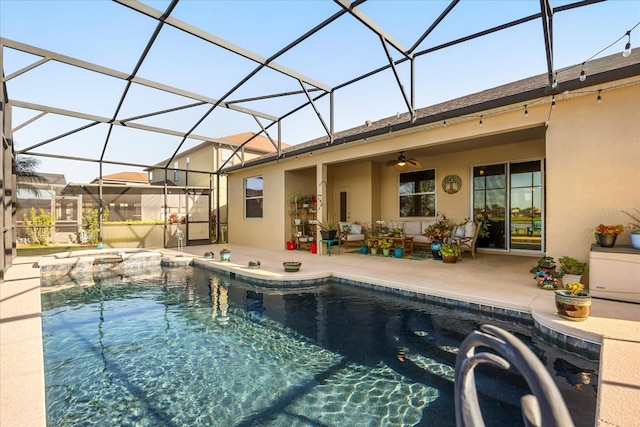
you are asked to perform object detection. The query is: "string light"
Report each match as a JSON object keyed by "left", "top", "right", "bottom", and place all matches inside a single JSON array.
[
  {"left": 579, "top": 62, "right": 587, "bottom": 82},
  {"left": 597, "top": 90, "right": 602, "bottom": 103},
  {"left": 524, "top": 105, "right": 528, "bottom": 116},
  {"left": 479, "top": 115, "right": 483, "bottom": 127},
  {"left": 551, "top": 96, "right": 556, "bottom": 108},
  {"left": 623, "top": 31, "right": 632, "bottom": 57},
  {"left": 443, "top": 119, "right": 447, "bottom": 126},
  {"left": 552, "top": 73, "right": 558, "bottom": 89}
]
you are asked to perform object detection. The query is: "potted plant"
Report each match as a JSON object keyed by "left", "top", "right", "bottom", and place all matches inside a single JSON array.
[
  {"left": 289, "top": 192, "right": 301, "bottom": 204},
  {"left": 529, "top": 256, "right": 561, "bottom": 290},
  {"left": 220, "top": 248, "right": 231, "bottom": 261},
  {"left": 378, "top": 238, "right": 393, "bottom": 256},
  {"left": 424, "top": 213, "right": 451, "bottom": 260},
  {"left": 555, "top": 282, "right": 591, "bottom": 321},
  {"left": 318, "top": 216, "right": 337, "bottom": 240},
  {"left": 440, "top": 243, "right": 460, "bottom": 263},
  {"left": 393, "top": 242, "right": 404, "bottom": 258},
  {"left": 301, "top": 196, "right": 311, "bottom": 208},
  {"left": 365, "top": 237, "right": 379, "bottom": 255},
  {"left": 558, "top": 256, "right": 588, "bottom": 284},
  {"left": 622, "top": 209, "right": 640, "bottom": 249},
  {"left": 594, "top": 224, "right": 624, "bottom": 247}
]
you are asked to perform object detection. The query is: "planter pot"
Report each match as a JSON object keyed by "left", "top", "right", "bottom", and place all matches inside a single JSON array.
[
  {"left": 631, "top": 233, "right": 640, "bottom": 250},
  {"left": 320, "top": 230, "right": 337, "bottom": 240},
  {"left": 562, "top": 273, "right": 582, "bottom": 286},
  {"left": 370, "top": 248, "right": 378, "bottom": 255},
  {"left": 382, "top": 248, "right": 391, "bottom": 256},
  {"left": 283, "top": 261, "right": 301, "bottom": 272},
  {"left": 555, "top": 291, "right": 591, "bottom": 321},
  {"left": 294, "top": 219, "right": 302, "bottom": 225},
  {"left": 248, "top": 260, "right": 261, "bottom": 269},
  {"left": 442, "top": 255, "right": 458, "bottom": 263},
  {"left": 287, "top": 241, "right": 296, "bottom": 250},
  {"left": 431, "top": 242, "right": 442, "bottom": 260},
  {"left": 310, "top": 242, "right": 317, "bottom": 254},
  {"left": 204, "top": 251, "right": 214, "bottom": 259},
  {"left": 595, "top": 233, "right": 617, "bottom": 247},
  {"left": 394, "top": 247, "right": 403, "bottom": 258},
  {"left": 220, "top": 250, "right": 231, "bottom": 261},
  {"left": 361, "top": 245, "right": 368, "bottom": 254}
]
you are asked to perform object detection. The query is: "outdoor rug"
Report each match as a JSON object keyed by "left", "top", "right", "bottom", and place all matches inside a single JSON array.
[{"left": 346, "top": 249, "right": 433, "bottom": 261}]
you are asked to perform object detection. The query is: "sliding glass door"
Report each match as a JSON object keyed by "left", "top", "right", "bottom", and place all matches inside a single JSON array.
[{"left": 473, "top": 160, "right": 543, "bottom": 252}]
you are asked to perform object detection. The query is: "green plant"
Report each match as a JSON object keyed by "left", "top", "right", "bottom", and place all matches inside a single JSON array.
[
  {"left": 440, "top": 243, "right": 460, "bottom": 257},
  {"left": 365, "top": 237, "right": 378, "bottom": 248},
  {"left": 529, "top": 256, "right": 560, "bottom": 277},
  {"left": 622, "top": 209, "right": 640, "bottom": 233},
  {"left": 378, "top": 239, "right": 393, "bottom": 250},
  {"left": 558, "top": 256, "right": 588, "bottom": 275},
  {"left": 318, "top": 216, "right": 336, "bottom": 231},
  {"left": 83, "top": 207, "right": 110, "bottom": 244},
  {"left": 563, "top": 282, "right": 586, "bottom": 296},
  {"left": 288, "top": 192, "right": 301, "bottom": 203},
  {"left": 22, "top": 207, "right": 54, "bottom": 245},
  {"left": 423, "top": 213, "right": 451, "bottom": 242}
]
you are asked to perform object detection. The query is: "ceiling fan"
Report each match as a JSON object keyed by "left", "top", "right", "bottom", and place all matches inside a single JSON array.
[{"left": 385, "top": 151, "right": 422, "bottom": 171}]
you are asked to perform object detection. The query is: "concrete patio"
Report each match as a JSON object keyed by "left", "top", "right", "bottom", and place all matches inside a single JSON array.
[{"left": 1, "top": 245, "right": 638, "bottom": 426}]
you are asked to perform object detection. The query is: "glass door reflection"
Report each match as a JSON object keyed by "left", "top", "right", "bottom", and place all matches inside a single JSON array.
[{"left": 510, "top": 161, "right": 542, "bottom": 251}]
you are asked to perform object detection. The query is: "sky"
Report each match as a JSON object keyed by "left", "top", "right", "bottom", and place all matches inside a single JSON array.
[{"left": 1, "top": 0, "right": 639, "bottom": 183}]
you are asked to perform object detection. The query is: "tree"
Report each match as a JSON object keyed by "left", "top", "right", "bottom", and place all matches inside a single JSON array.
[{"left": 14, "top": 155, "right": 48, "bottom": 198}]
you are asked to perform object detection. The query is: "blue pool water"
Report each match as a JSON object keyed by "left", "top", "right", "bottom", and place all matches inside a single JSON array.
[{"left": 41, "top": 266, "right": 597, "bottom": 426}]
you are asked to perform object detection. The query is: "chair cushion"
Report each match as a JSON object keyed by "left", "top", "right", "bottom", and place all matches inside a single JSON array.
[
  {"left": 346, "top": 234, "right": 365, "bottom": 241},
  {"left": 464, "top": 221, "right": 477, "bottom": 238},
  {"left": 453, "top": 225, "right": 465, "bottom": 238},
  {"left": 404, "top": 221, "right": 422, "bottom": 236},
  {"left": 339, "top": 222, "right": 352, "bottom": 233},
  {"left": 350, "top": 224, "right": 362, "bottom": 234}
]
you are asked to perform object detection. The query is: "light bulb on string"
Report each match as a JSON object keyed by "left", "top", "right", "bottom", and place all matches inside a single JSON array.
[
  {"left": 597, "top": 90, "right": 602, "bottom": 104},
  {"left": 551, "top": 96, "right": 556, "bottom": 109},
  {"left": 524, "top": 105, "right": 528, "bottom": 117},
  {"left": 479, "top": 115, "right": 483, "bottom": 127},
  {"left": 623, "top": 31, "right": 632, "bottom": 57},
  {"left": 580, "top": 62, "right": 587, "bottom": 82}
]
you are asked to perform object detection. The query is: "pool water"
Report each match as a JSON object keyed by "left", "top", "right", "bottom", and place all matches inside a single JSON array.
[{"left": 41, "top": 266, "right": 598, "bottom": 426}]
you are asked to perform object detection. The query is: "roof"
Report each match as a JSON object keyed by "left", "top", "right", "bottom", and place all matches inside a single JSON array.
[
  {"left": 38, "top": 173, "right": 66, "bottom": 186},
  {"left": 147, "top": 132, "right": 289, "bottom": 171},
  {"left": 227, "top": 49, "right": 640, "bottom": 170},
  {"left": 91, "top": 171, "right": 149, "bottom": 184}
]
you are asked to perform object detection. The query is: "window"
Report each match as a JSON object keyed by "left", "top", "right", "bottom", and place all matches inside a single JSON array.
[
  {"left": 173, "top": 162, "right": 179, "bottom": 182},
  {"left": 399, "top": 170, "right": 435, "bottom": 217},
  {"left": 245, "top": 176, "right": 263, "bottom": 218}
]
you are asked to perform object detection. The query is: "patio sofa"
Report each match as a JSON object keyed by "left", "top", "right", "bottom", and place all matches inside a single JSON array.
[{"left": 398, "top": 220, "right": 436, "bottom": 251}]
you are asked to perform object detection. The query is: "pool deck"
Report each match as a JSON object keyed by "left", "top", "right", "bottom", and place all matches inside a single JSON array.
[{"left": 1, "top": 244, "right": 638, "bottom": 426}]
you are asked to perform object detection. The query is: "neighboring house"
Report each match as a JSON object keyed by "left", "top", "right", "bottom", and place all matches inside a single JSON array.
[
  {"left": 91, "top": 172, "right": 149, "bottom": 185},
  {"left": 223, "top": 51, "right": 640, "bottom": 262}
]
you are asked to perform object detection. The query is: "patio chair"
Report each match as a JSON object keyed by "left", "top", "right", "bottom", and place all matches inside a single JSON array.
[
  {"left": 451, "top": 220, "right": 480, "bottom": 259},
  {"left": 339, "top": 222, "right": 366, "bottom": 249}
]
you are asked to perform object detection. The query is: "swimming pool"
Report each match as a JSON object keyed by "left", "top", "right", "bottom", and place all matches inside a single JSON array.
[{"left": 41, "top": 266, "right": 597, "bottom": 426}]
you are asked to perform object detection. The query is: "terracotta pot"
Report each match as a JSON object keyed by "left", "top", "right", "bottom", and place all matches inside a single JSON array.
[
  {"left": 555, "top": 291, "right": 591, "bottom": 321},
  {"left": 442, "top": 255, "right": 458, "bottom": 263}
]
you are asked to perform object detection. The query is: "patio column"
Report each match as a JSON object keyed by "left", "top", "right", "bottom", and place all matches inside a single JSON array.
[{"left": 316, "top": 163, "right": 328, "bottom": 246}]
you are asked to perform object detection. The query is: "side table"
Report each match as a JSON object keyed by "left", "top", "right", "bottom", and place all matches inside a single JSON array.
[{"left": 320, "top": 239, "right": 340, "bottom": 256}]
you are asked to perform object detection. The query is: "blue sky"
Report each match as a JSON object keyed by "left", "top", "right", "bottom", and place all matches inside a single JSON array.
[{"left": 1, "top": 0, "right": 639, "bottom": 183}]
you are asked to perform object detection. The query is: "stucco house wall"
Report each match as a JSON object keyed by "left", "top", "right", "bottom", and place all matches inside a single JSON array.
[
  {"left": 226, "top": 76, "right": 639, "bottom": 259},
  {"left": 545, "top": 81, "right": 640, "bottom": 262}
]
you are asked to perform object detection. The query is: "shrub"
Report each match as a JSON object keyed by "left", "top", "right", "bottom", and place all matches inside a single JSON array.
[{"left": 23, "top": 208, "right": 54, "bottom": 245}]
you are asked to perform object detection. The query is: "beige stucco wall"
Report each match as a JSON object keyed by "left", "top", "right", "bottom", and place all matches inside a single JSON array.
[
  {"left": 227, "top": 79, "right": 639, "bottom": 257},
  {"left": 545, "top": 82, "right": 640, "bottom": 262}
]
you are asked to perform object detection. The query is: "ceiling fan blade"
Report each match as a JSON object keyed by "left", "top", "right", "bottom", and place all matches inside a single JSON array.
[
  {"left": 407, "top": 159, "right": 422, "bottom": 168},
  {"left": 385, "top": 159, "right": 398, "bottom": 167}
]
